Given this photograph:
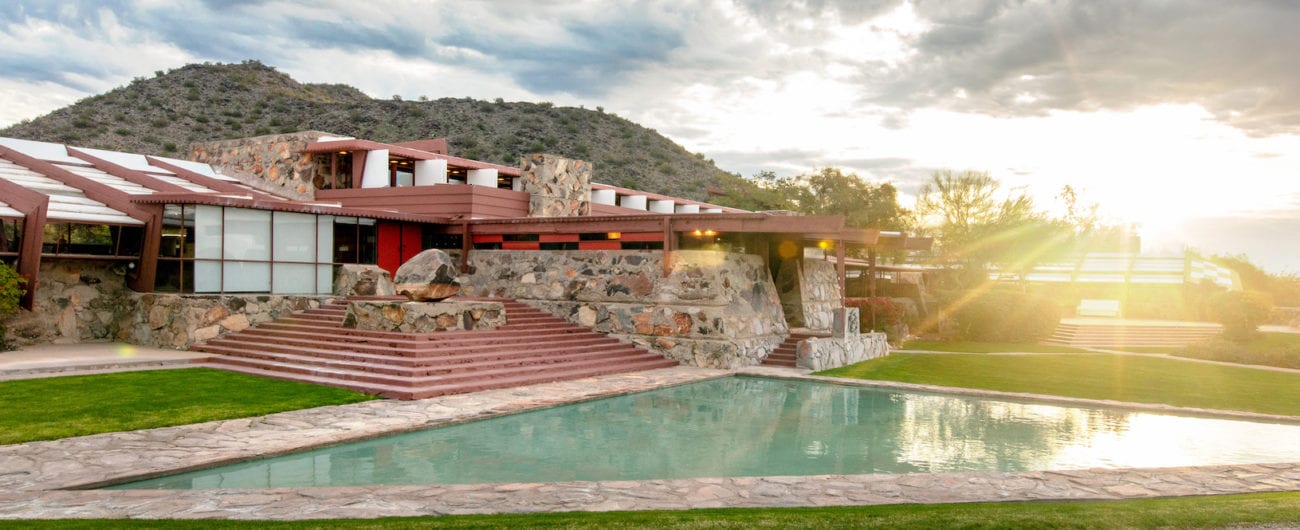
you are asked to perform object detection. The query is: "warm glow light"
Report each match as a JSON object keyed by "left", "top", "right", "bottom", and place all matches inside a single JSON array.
[
  {"left": 607, "top": 232, "right": 621, "bottom": 240},
  {"left": 817, "top": 240, "right": 832, "bottom": 250},
  {"left": 703, "top": 229, "right": 717, "bottom": 237},
  {"left": 338, "top": 151, "right": 348, "bottom": 155},
  {"left": 693, "top": 229, "right": 703, "bottom": 237}
]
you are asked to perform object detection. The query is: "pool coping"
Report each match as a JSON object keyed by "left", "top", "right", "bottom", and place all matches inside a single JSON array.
[{"left": 0, "top": 365, "right": 1297, "bottom": 520}]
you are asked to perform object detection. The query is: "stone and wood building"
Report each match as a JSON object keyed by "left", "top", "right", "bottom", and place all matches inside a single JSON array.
[{"left": 0, "top": 132, "right": 929, "bottom": 396}]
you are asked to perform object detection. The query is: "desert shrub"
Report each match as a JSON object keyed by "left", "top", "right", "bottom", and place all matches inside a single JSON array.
[
  {"left": 0, "top": 263, "right": 27, "bottom": 350},
  {"left": 1208, "top": 290, "right": 1271, "bottom": 341},
  {"left": 938, "top": 289, "right": 1062, "bottom": 342},
  {"left": 845, "top": 297, "right": 907, "bottom": 332},
  {"left": 1179, "top": 336, "right": 1300, "bottom": 370}
]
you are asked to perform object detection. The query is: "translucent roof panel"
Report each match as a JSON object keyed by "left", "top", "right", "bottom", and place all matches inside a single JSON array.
[
  {"left": 74, "top": 147, "right": 167, "bottom": 173},
  {"left": 54, "top": 164, "right": 156, "bottom": 195},
  {"left": 0, "top": 137, "right": 83, "bottom": 164},
  {"left": 0, "top": 200, "right": 22, "bottom": 218},
  {"left": 1131, "top": 258, "right": 1185, "bottom": 272},
  {"left": 1024, "top": 272, "right": 1074, "bottom": 282},
  {"left": 1076, "top": 273, "right": 1127, "bottom": 283},
  {"left": 1078, "top": 259, "right": 1130, "bottom": 272},
  {"left": 150, "top": 156, "right": 239, "bottom": 182},
  {"left": 0, "top": 159, "right": 140, "bottom": 225},
  {"left": 1129, "top": 275, "right": 1185, "bottom": 284},
  {"left": 149, "top": 174, "right": 215, "bottom": 193}
]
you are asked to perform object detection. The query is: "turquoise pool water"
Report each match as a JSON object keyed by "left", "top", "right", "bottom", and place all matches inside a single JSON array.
[{"left": 113, "top": 376, "right": 1300, "bottom": 489}]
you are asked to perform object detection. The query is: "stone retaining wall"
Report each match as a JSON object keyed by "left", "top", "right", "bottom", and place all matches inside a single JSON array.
[
  {"left": 343, "top": 300, "right": 505, "bottom": 333},
  {"left": 4, "top": 259, "right": 133, "bottom": 346},
  {"left": 462, "top": 250, "right": 787, "bottom": 369},
  {"left": 775, "top": 258, "right": 841, "bottom": 331},
  {"left": 1, "top": 258, "right": 329, "bottom": 349},
  {"left": 797, "top": 333, "right": 890, "bottom": 371}
]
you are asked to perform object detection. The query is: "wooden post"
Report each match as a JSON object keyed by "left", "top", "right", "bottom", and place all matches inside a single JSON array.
[
  {"left": 459, "top": 221, "right": 472, "bottom": 273},
  {"left": 868, "top": 247, "right": 878, "bottom": 298},
  {"left": 836, "top": 238, "right": 846, "bottom": 302}
]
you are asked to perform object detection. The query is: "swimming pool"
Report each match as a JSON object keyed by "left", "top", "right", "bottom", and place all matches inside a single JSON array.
[{"left": 113, "top": 376, "right": 1300, "bottom": 489}]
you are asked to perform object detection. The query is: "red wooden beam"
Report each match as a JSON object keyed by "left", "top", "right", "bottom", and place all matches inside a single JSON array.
[
  {"left": 67, "top": 147, "right": 190, "bottom": 194},
  {"left": 0, "top": 177, "right": 49, "bottom": 310}
]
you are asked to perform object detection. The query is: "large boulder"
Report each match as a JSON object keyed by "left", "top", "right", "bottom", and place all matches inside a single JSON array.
[
  {"left": 334, "top": 264, "right": 396, "bottom": 297},
  {"left": 394, "top": 249, "right": 462, "bottom": 301}
]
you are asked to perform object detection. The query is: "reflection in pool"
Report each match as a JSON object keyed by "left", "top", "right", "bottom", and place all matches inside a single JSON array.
[{"left": 112, "top": 376, "right": 1300, "bottom": 489}]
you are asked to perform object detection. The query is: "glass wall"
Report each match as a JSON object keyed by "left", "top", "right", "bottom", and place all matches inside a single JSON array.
[{"left": 157, "top": 204, "right": 375, "bottom": 294}]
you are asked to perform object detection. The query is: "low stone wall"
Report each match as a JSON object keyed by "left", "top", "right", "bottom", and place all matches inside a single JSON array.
[
  {"left": 343, "top": 300, "right": 504, "bottom": 333},
  {"left": 797, "top": 333, "right": 890, "bottom": 371},
  {"left": 5, "top": 259, "right": 133, "bottom": 346},
  {"left": 117, "top": 294, "right": 329, "bottom": 349},
  {"left": 462, "top": 250, "right": 787, "bottom": 369}
]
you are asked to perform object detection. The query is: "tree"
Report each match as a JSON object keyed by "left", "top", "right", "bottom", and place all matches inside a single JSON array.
[
  {"left": 914, "top": 170, "right": 1069, "bottom": 284},
  {"left": 711, "top": 168, "right": 908, "bottom": 230},
  {"left": 0, "top": 263, "right": 27, "bottom": 350}
]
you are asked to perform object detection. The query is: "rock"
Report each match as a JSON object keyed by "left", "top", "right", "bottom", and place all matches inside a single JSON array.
[
  {"left": 335, "top": 264, "right": 396, "bottom": 297},
  {"left": 219, "top": 314, "right": 250, "bottom": 332},
  {"left": 393, "top": 249, "right": 461, "bottom": 302}
]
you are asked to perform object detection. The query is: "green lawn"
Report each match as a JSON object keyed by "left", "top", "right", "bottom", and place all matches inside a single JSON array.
[
  {"left": 0, "top": 368, "right": 376, "bottom": 445},
  {"left": 17, "top": 492, "right": 1300, "bottom": 529},
  {"left": 901, "top": 340, "right": 1094, "bottom": 354},
  {"left": 818, "top": 353, "right": 1300, "bottom": 417}
]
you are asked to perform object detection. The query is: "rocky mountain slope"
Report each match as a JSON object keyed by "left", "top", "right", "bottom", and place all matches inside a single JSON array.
[{"left": 1, "top": 61, "right": 728, "bottom": 199}]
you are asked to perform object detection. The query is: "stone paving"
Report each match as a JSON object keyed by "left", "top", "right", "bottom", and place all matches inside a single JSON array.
[{"left": 1, "top": 366, "right": 1298, "bottom": 520}]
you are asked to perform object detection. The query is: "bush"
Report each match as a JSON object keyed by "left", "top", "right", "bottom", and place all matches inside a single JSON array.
[
  {"left": 1179, "top": 335, "right": 1300, "bottom": 370},
  {"left": 938, "top": 289, "right": 1062, "bottom": 342},
  {"left": 0, "top": 263, "right": 27, "bottom": 350},
  {"left": 1208, "top": 290, "right": 1271, "bottom": 341},
  {"left": 845, "top": 297, "right": 908, "bottom": 332}
]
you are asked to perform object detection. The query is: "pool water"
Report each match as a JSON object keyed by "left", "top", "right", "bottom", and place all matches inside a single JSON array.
[{"left": 113, "top": 376, "right": 1300, "bottom": 489}]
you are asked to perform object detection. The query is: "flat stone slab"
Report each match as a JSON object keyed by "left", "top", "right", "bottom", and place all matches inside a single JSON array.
[{"left": 0, "top": 366, "right": 1296, "bottom": 520}]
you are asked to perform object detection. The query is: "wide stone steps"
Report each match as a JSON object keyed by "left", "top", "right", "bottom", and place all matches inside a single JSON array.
[
  {"left": 1044, "top": 320, "right": 1223, "bottom": 348},
  {"left": 761, "top": 331, "right": 829, "bottom": 368},
  {"left": 193, "top": 297, "right": 678, "bottom": 399}
]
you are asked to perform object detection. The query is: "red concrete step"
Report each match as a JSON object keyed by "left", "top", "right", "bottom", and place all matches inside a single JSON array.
[{"left": 193, "top": 297, "right": 679, "bottom": 399}]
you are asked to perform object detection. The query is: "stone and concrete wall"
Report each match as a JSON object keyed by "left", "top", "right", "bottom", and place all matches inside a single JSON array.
[
  {"left": 518, "top": 154, "right": 591, "bottom": 217},
  {"left": 116, "top": 294, "right": 327, "bottom": 349},
  {"left": 797, "top": 333, "right": 890, "bottom": 371},
  {"left": 343, "top": 300, "right": 504, "bottom": 333},
  {"left": 461, "top": 250, "right": 787, "bottom": 369},
  {"left": 2, "top": 259, "right": 329, "bottom": 349},
  {"left": 775, "top": 258, "right": 842, "bottom": 331},
  {"left": 190, "top": 131, "right": 336, "bottom": 200},
  {"left": 4, "top": 259, "right": 133, "bottom": 346}
]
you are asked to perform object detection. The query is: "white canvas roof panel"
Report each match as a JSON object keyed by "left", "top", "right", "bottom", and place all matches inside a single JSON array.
[
  {"left": 149, "top": 174, "right": 215, "bottom": 193},
  {"left": 0, "top": 159, "right": 140, "bottom": 225},
  {"left": 0, "top": 137, "right": 83, "bottom": 164},
  {"left": 0, "top": 200, "right": 21, "bottom": 218},
  {"left": 54, "top": 164, "right": 156, "bottom": 195},
  {"left": 151, "top": 155, "right": 239, "bottom": 182},
  {"left": 74, "top": 147, "right": 168, "bottom": 174}
]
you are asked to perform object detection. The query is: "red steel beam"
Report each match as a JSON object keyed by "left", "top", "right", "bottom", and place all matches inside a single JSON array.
[{"left": 0, "top": 176, "right": 49, "bottom": 309}]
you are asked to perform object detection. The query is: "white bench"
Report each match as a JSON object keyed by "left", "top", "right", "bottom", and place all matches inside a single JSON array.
[{"left": 1076, "top": 299, "right": 1122, "bottom": 318}]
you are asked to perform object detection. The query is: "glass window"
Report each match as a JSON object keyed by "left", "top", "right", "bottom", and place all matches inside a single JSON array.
[
  {"left": 273, "top": 212, "right": 315, "bottom": 262},
  {"left": 223, "top": 208, "right": 270, "bottom": 261},
  {"left": 223, "top": 261, "right": 270, "bottom": 292},
  {"left": 316, "top": 216, "right": 334, "bottom": 262},
  {"left": 273, "top": 263, "right": 316, "bottom": 294},
  {"left": 195, "top": 205, "right": 222, "bottom": 259},
  {"left": 0, "top": 219, "right": 20, "bottom": 254},
  {"left": 194, "top": 260, "right": 221, "bottom": 293}
]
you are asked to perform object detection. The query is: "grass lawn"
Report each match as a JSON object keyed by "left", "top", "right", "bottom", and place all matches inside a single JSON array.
[
  {"left": 818, "top": 353, "right": 1300, "bottom": 417},
  {"left": 18, "top": 492, "right": 1300, "bottom": 529},
  {"left": 901, "top": 340, "right": 1094, "bottom": 354},
  {"left": 0, "top": 368, "right": 376, "bottom": 445}
]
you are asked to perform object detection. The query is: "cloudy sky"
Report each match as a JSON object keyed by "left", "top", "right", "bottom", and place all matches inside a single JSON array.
[{"left": 3, "top": 0, "right": 1299, "bottom": 271}]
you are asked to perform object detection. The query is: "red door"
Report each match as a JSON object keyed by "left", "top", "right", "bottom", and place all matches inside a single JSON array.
[{"left": 377, "top": 222, "right": 426, "bottom": 275}]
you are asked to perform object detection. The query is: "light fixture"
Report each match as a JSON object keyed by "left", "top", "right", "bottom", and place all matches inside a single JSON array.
[
  {"left": 338, "top": 151, "right": 348, "bottom": 155},
  {"left": 817, "top": 240, "right": 833, "bottom": 250},
  {"left": 692, "top": 229, "right": 703, "bottom": 237},
  {"left": 607, "top": 232, "right": 621, "bottom": 240},
  {"left": 703, "top": 229, "right": 716, "bottom": 237}
]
